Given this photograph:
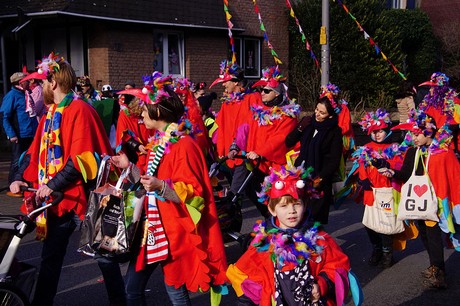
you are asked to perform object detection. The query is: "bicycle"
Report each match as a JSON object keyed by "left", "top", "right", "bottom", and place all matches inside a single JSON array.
[{"left": 0, "top": 187, "right": 63, "bottom": 306}]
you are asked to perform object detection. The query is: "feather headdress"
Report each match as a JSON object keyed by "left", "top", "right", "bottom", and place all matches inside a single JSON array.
[
  {"left": 319, "top": 83, "right": 343, "bottom": 114},
  {"left": 257, "top": 164, "right": 317, "bottom": 205},
  {"left": 21, "top": 52, "right": 64, "bottom": 82},
  {"left": 252, "top": 66, "right": 286, "bottom": 89},
  {"left": 358, "top": 108, "right": 392, "bottom": 135},
  {"left": 209, "top": 59, "right": 242, "bottom": 88}
]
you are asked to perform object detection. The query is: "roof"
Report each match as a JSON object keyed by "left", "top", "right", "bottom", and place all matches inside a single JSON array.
[{"left": 0, "top": 0, "right": 229, "bottom": 30}]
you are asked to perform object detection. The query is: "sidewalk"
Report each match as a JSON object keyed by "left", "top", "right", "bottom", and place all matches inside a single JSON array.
[{"left": 0, "top": 159, "right": 24, "bottom": 215}]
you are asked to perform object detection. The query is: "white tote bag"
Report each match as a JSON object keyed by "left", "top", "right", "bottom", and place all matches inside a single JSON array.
[
  {"left": 398, "top": 149, "right": 439, "bottom": 222},
  {"left": 362, "top": 187, "right": 405, "bottom": 235}
]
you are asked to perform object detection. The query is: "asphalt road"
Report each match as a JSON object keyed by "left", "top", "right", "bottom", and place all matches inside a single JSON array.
[{"left": 1, "top": 190, "right": 459, "bottom": 306}]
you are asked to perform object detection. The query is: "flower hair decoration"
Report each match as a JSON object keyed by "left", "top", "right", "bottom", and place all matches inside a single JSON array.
[
  {"left": 319, "top": 83, "right": 342, "bottom": 114},
  {"left": 358, "top": 108, "right": 392, "bottom": 135},
  {"left": 257, "top": 164, "right": 317, "bottom": 205},
  {"left": 141, "top": 71, "right": 173, "bottom": 105}
]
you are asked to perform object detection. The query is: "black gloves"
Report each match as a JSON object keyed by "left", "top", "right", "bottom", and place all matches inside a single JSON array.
[
  {"left": 371, "top": 158, "right": 390, "bottom": 169},
  {"left": 358, "top": 178, "right": 372, "bottom": 191}
]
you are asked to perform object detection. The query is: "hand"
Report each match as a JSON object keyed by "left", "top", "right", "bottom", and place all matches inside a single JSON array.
[
  {"left": 297, "top": 116, "right": 312, "bottom": 132},
  {"left": 378, "top": 167, "right": 395, "bottom": 178},
  {"left": 311, "top": 283, "right": 321, "bottom": 303},
  {"left": 138, "top": 145, "right": 148, "bottom": 154},
  {"left": 227, "top": 149, "right": 238, "bottom": 159},
  {"left": 110, "top": 152, "right": 130, "bottom": 169},
  {"left": 140, "top": 175, "right": 163, "bottom": 192},
  {"left": 9, "top": 137, "right": 18, "bottom": 143},
  {"left": 36, "top": 184, "right": 53, "bottom": 200},
  {"left": 10, "top": 181, "right": 28, "bottom": 194},
  {"left": 371, "top": 158, "right": 390, "bottom": 169},
  {"left": 246, "top": 151, "right": 259, "bottom": 160}
]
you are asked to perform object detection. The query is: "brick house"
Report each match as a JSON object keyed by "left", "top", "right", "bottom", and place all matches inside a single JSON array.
[{"left": 0, "top": 0, "right": 289, "bottom": 95}]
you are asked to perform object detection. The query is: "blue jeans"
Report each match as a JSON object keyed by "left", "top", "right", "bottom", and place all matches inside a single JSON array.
[
  {"left": 125, "top": 261, "right": 191, "bottom": 306},
  {"left": 31, "top": 212, "right": 80, "bottom": 306},
  {"left": 95, "top": 254, "right": 127, "bottom": 305}
]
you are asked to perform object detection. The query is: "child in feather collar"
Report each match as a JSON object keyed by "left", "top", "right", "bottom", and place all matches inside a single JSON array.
[{"left": 226, "top": 165, "right": 362, "bottom": 306}]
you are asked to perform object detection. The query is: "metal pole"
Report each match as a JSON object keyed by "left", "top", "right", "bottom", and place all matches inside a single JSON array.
[{"left": 320, "top": 0, "right": 330, "bottom": 86}]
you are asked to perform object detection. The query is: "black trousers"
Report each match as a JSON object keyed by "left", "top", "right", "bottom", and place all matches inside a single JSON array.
[
  {"left": 365, "top": 227, "right": 393, "bottom": 252},
  {"left": 418, "top": 220, "right": 445, "bottom": 271},
  {"left": 8, "top": 137, "right": 33, "bottom": 184}
]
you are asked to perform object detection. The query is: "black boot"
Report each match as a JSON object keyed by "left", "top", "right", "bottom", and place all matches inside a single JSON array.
[
  {"left": 368, "top": 248, "right": 383, "bottom": 266},
  {"left": 379, "top": 251, "right": 394, "bottom": 269},
  {"left": 423, "top": 266, "right": 447, "bottom": 289}
]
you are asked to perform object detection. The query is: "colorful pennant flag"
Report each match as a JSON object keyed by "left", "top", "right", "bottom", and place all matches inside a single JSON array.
[
  {"left": 223, "top": 0, "right": 237, "bottom": 63},
  {"left": 251, "top": 0, "right": 283, "bottom": 65},
  {"left": 285, "top": 0, "right": 320, "bottom": 70},
  {"left": 335, "top": 0, "right": 407, "bottom": 80}
]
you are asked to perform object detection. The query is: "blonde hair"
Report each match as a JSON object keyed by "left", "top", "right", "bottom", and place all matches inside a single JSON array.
[{"left": 49, "top": 60, "right": 76, "bottom": 93}]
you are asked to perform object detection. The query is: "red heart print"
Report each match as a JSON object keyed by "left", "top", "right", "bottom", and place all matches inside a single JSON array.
[{"left": 413, "top": 184, "right": 428, "bottom": 197}]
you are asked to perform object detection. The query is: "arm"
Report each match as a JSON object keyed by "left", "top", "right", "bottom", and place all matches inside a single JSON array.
[
  {"left": 317, "top": 128, "right": 343, "bottom": 181},
  {"left": 285, "top": 116, "right": 311, "bottom": 148},
  {"left": 46, "top": 159, "right": 82, "bottom": 191},
  {"left": 1, "top": 92, "right": 17, "bottom": 138},
  {"left": 392, "top": 148, "right": 416, "bottom": 182}
]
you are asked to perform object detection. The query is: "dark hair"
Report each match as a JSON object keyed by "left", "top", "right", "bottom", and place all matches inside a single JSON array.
[
  {"left": 395, "top": 80, "right": 416, "bottom": 99},
  {"left": 146, "top": 86, "right": 184, "bottom": 123},
  {"left": 316, "top": 96, "right": 337, "bottom": 117}
]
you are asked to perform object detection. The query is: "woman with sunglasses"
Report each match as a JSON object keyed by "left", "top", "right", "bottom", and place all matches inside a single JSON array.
[{"left": 285, "top": 95, "right": 343, "bottom": 225}]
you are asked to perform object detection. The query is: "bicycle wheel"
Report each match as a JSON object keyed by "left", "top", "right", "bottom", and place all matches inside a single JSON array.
[{"left": 0, "top": 283, "right": 29, "bottom": 306}]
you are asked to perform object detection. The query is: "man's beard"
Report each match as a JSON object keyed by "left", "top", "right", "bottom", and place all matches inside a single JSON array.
[{"left": 43, "top": 87, "right": 54, "bottom": 105}]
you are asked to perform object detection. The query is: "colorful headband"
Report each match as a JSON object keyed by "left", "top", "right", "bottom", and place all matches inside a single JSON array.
[
  {"left": 209, "top": 60, "right": 241, "bottom": 88},
  {"left": 257, "top": 164, "right": 315, "bottom": 205},
  {"left": 251, "top": 66, "right": 286, "bottom": 89},
  {"left": 319, "top": 83, "right": 342, "bottom": 114},
  {"left": 21, "top": 52, "right": 64, "bottom": 82},
  {"left": 358, "top": 108, "right": 392, "bottom": 135},
  {"left": 419, "top": 72, "right": 449, "bottom": 87},
  {"left": 141, "top": 71, "right": 173, "bottom": 105},
  {"left": 391, "top": 109, "right": 437, "bottom": 137}
]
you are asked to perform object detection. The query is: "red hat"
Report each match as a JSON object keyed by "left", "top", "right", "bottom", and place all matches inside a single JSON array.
[
  {"left": 257, "top": 164, "right": 316, "bottom": 205},
  {"left": 419, "top": 72, "right": 449, "bottom": 87},
  {"left": 358, "top": 108, "right": 392, "bottom": 135},
  {"left": 251, "top": 66, "right": 286, "bottom": 93},
  {"left": 20, "top": 71, "right": 47, "bottom": 82},
  {"left": 209, "top": 60, "right": 242, "bottom": 88}
]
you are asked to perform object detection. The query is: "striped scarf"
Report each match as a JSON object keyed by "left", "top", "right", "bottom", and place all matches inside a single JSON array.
[
  {"left": 136, "top": 123, "right": 178, "bottom": 271},
  {"left": 36, "top": 93, "right": 74, "bottom": 240}
]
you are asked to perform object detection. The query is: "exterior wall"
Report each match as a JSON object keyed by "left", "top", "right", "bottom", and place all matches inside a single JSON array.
[
  {"left": 420, "top": 0, "right": 460, "bottom": 35},
  {"left": 231, "top": 0, "right": 290, "bottom": 72}
]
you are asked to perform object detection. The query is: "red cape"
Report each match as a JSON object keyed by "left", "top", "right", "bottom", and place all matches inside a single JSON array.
[
  {"left": 227, "top": 230, "right": 351, "bottom": 306},
  {"left": 155, "top": 135, "right": 228, "bottom": 291},
  {"left": 215, "top": 93, "right": 260, "bottom": 168},
  {"left": 245, "top": 99, "right": 297, "bottom": 173},
  {"left": 23, "top": 99, "right": 113, "bottom": 219}
]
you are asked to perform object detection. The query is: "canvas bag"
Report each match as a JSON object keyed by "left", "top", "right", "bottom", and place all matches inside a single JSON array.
[
  {"left": 79, "top": 156, "right": 144, "bottom": 257},
  {"left": 362, "top": 187, "right": 405, "bottom": 235},
  {"left": 398, "top": 148, "right": 439, "bottom": 222}
]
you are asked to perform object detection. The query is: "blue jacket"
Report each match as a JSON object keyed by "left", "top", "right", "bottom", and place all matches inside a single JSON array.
[{"left": 0, "top": 86, "right": 38, "bottom": 138}]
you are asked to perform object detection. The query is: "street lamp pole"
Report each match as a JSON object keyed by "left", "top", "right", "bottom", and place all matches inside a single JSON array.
[{"left": 320, "top": 0, "right": 330, "bottom": 86}]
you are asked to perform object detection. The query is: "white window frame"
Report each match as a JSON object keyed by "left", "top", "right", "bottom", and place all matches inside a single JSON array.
[
  {"left": 153, "top": 30, "right": 184, "bottom": 76},
  {"left": 234, "top": 37, "right": 261, "bottom": 79}
]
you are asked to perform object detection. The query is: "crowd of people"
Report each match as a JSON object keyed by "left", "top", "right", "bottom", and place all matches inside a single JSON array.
[{"left": 1, "top": 51, "right": 460, "bottom": 306}]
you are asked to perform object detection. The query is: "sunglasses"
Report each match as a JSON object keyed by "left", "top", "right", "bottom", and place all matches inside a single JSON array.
[{"left": 262, "top": 88, "right": 273, "bottom": 94}]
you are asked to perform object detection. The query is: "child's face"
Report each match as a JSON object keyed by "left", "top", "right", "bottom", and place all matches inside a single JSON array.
[
  {"left": 371, "top": 129, "right": 386, "bottom": 143},
  {"left": 269, "top": 196, "right": 305, "bottom": 229},
  {"left": 413, "top": 132, "right": 432, "bottom": 147}
]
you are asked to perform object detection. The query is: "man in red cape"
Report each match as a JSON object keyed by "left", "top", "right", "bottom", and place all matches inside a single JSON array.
[{"left": 10, "top": 54, "right": 113, "bottom": 306}]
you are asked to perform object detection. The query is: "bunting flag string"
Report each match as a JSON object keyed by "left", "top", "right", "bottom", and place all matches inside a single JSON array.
[
  {"left": 223, "top": 0, "right": 237, "bottom": 63},
  {"left": 335, "top": 0, "right": 407, "bottom": 80},
  {"left": 251, "top": 0, "right": 283, "bottom": 65},
  {"left": 285, "top": 0, "right": 320, "bottom": 70}
]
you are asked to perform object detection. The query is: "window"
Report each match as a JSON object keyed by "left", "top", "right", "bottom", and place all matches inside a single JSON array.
[
  {"left": 232, "top": 37, "right": 261, "bottom": 78},
  {"left": 153, "top": 31, "right": 184, "bottom": 76}
]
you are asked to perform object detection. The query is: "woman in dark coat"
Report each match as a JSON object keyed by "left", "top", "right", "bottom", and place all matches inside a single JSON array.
[{"left": 285, "top": 96, "right": 343, "bottom": 224}]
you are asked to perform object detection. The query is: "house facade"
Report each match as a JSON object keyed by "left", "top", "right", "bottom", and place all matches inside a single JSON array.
[{"left": 0, "top": 0, "right": 290, "bottom": 95}]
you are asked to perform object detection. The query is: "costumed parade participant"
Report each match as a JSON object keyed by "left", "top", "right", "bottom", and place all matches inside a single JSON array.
[
  {"left": 9, "top": 53, "right": 113, "bottom": 305},
  {"left": 241, "top": 66, "right": 299, "bottom": 217},
  {"left": 110, "top": 73, "right": 228, "bottom": 305},
  {"left": 379, "top": 109, "right": 460, "bottom": 289},
  {"left": 226, "top": 165, "right": 362, "bottom": 306},
  {"left": 210, "top": 60, "right": 259, "bottom": 201},
  {"left": 417, "top": 72, "right": 460, "bottom": 153},
  {"left": 349, "top": 109, "right": 406, "bottom": 268},
  {"left": 285, "top": 95, "right": 343, "bottom": 225}
]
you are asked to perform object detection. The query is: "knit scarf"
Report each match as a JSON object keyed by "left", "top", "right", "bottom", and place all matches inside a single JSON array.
[
  {"left": 136, "top": 123, "right": 179, "bottom": 271},
  {"left": 36, "top": 92, "right": 74, "bottom": 240}
]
